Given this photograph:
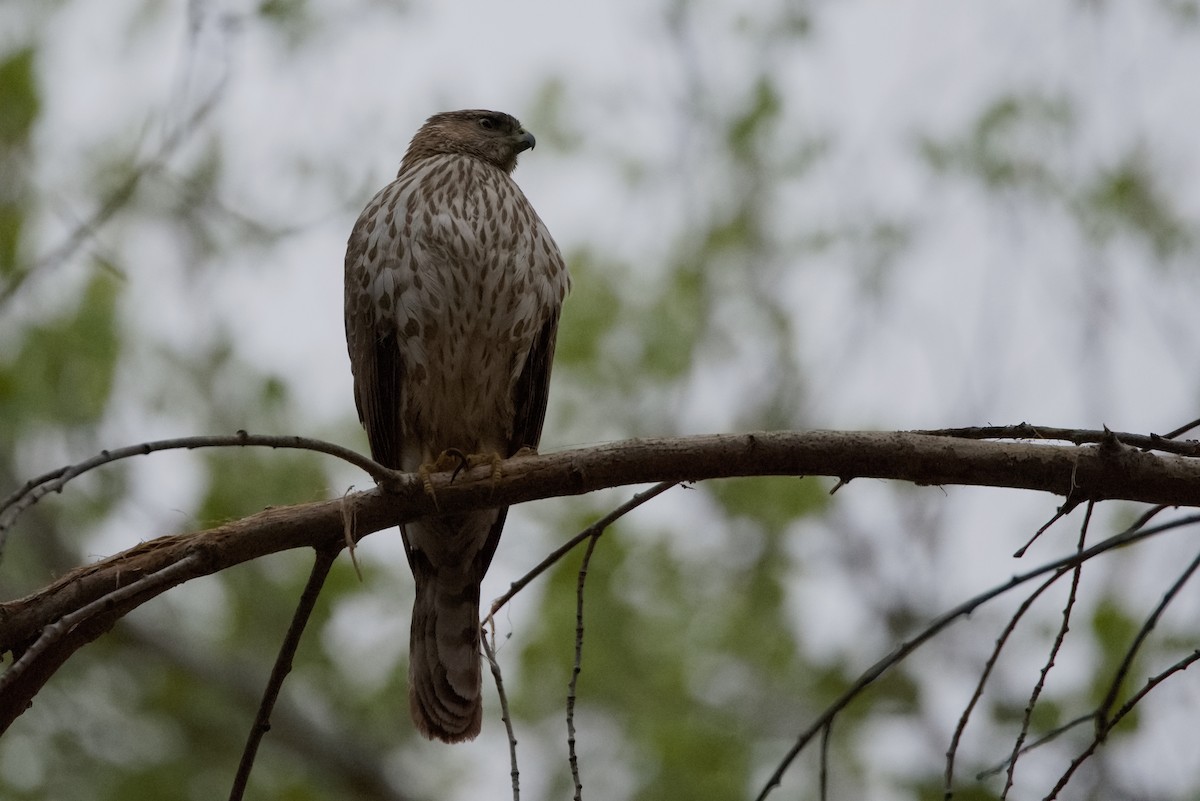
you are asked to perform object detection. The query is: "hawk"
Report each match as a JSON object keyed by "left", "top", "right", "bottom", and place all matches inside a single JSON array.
[{"left": 344, "top": 110, "right": 569, "bottom": 742}]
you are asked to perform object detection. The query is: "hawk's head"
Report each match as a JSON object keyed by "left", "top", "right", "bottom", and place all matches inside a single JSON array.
[{"left": 402, "top": 109, "right": 536, "bottom": 175}]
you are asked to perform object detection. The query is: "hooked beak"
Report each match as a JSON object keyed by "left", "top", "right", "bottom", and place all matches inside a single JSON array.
[{"left": 513, "top": 129, "right": 536, "bottom": 153}]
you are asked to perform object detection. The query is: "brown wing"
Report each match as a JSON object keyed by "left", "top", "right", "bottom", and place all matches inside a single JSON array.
[
  {"left": 344, "top": 215, "right": 406, "bottom": 471},
  {"left": 474, "top": 312, "right": 560, "bottom": 576},
  {"left": 508, "top": 310, "right": 561, "bottom": 455},
  {"left": 351, "top": 328, "right": 406, "bottom": 470}
]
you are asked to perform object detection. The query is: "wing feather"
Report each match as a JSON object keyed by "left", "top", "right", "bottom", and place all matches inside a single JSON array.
[{"left": 345, "top": 211, "right": 407, "bottom": 471}]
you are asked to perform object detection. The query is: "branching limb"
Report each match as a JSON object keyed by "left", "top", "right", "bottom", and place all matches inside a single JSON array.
[
  {"left": 1044, "top": 543, "right": 1200, "bottom": 799},
  {"left": 943, "top": 570, "right": 1063, "bottom": 796},
  {"left": 486, "top": 481, "right": 680, "bottom": 621},
  {"left": 229, "top": 543, "right": 341, "bottom": 801},
  {"left": 0, "top": 551, "right": 206, "bottom": 697},
  {"left": 3, "top": 430, "right": 1199, "bottom": 737},
  {"left": 755, "top": 512, "right": 1200, "bottom": 801},
  {"left": 1001, "top": 502, "right": 1094, "bottom": 799}
]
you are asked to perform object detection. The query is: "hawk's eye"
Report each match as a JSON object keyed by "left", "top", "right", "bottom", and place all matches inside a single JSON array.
[{"left": 478, "top": 117, "right": 497, "bottom": 131}]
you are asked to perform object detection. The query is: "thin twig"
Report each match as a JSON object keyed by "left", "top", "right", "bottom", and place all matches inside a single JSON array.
[
  {"left": 914, "top": 424, "right": 1200, "bottom": 457},
  {"left": 943, "top": 571, "right": 1063, "bottom": 798},
  {"left": 1098, "top": 549, "right": 1200, "bottom": 729},
  {"left": 0, "top": 71, "right": 227, "bottom": 308},
  {"left": 1044, "top": 546, "right": 1200, "bottom": 800},
  {"left": 1041, "top": 543, "right": 1200, "bottom": 800},
  {"left": 1162, "top": 416, "right": 1200, "bottom": 440},
  {"left": 1002, "top": 502, "right": 1093, "bottom": 798},
  {"left": 976, "top": 714, "right": 1095, "bottom": 780},
  {"left": 229, "top": 543, "right": 341, "bottom": 801},
  {"left": 486, "top": 481, "right": 679, "bottom": 621},
  {"left": 0, "top": 432, "right": 395, "bottom": 540},
  {"left": 754, "top": 512, "right": 1200, "bottom": 801},
  {"left": 1033, "top": 649, "right": 1200, "bottom": 800},
  {"left": 1013, "top": 503, "right": 1072, "bottom": 558},
  {"left": 1106, "top": 649, "right": 1200, "bottom": 733},
  {"left": 483, "top": 629, "right": 520, "bottom": 801},
  {"left": 568, "top": 532, "right": 602, "bottom": 801},
  {"left": 0, "top": 553, "right": 205, "bottom": 694},
  {"left": 819, "top": 721, "right": 832, "bottom": 801}
]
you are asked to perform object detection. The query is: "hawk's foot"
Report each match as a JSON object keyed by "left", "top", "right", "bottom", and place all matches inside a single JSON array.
[
  {"left": 418, "top": 449, "right": 470, "bottom": 509},
  {"left": 459, "top": 451, "right": 504, "bottom": 488}
]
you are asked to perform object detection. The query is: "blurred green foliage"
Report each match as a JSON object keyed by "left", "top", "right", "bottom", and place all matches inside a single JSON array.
[
  {"left": 0, "top": 269, "right": 121, "bottom": 431},
  {"left": 0, "top": 47, "right": 39, "bottom": 286}
]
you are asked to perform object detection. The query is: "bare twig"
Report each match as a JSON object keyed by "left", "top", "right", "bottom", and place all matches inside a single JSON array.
[
  {"left": 1099, "top": 547, "right": 1200, "bottom": 727},
  {"left": 482, "top": 632, "right": 519, "bottom": 801},
  {"left": 568, "top": 532, "right": 602, "bottom": 801},
  {"left": 976, "top": 714, "right": 1095, "bottom": 780},
  {"left": 1162, "top": 416, "right": 1200, "bottom": 440},
  {"left": 754, "top": 512, "right": 1200, "bottom": 801},
  {"left": 819, "top": 721, "right": 832, "bottom": 801},
  {"left": 2, "top": 69, "right": 228, "bottom": 307},
  {"left": 943, "top": 571, "right": 1062, "bottom": 797},
  {"left": 1043, "top": 543, "right": 1200, "bottom": 799},
  {"left": 487, "top": 481, "right": 679, "bottom": 620},
  {"left": 0, "top": 432, "right": 395, "bottom": 542},
  {"left": 914, "top": 423, "right": 1200, "bottom": 457},
  {"left": 1002, "top": 503, "right": 1093, "bottom": 798},
  {"left": 0, "top": 552, "right": 205, "bottom": 695},
  {"left": 230, "top": 543, "right": 341, "bottom": 801},
  {"left": 1013, "top": 502, "right": 1072, "bottom": 558}
]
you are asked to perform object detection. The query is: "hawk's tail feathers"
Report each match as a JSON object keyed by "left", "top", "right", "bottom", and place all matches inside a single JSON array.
[{"left": 408, "top": 571, "right": 484, "bottom": 742}]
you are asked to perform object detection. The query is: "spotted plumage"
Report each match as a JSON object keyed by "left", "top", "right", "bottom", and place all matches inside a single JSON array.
[{"left": 345, "top": 110, "right": 569, "bottom": 742}]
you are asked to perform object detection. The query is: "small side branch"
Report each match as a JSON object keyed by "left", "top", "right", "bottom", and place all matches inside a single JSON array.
[
  {"left": 568, "top": 532, "right": 602, "bottom": 801},
  {"left": 0, "top": 432, "right": 396, "bottom": 543},
  {"left": 483, "top": 633, "right": 519, "bottom": 801},
  {"left": 755, "top": 511, "right": 1200, "bottom": 801},
  {"left": 914, "top": 423, "right": 1200, "bottom": 457},
  {"left": 229, "top": 543, "right": 341, "bottom": 801}
]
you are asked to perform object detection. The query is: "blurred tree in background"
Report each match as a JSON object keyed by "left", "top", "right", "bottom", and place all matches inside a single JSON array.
[{"left": 1, "top": 1, "right": 1199, "bottom": 800}]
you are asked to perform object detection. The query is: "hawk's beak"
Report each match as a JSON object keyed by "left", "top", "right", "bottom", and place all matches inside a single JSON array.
[{"left": 514, "top": 129, "right": 536, "bottom": 153}]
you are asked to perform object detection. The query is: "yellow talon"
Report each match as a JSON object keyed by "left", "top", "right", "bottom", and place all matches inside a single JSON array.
[
  {"left": 418, "top": 463, "right": 440, "bottom": 511},
  {"left": 419, "top": 449, "right": 470, "bottom": 509}
]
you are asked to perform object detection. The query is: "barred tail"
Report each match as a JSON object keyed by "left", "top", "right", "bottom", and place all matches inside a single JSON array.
[{"left": 408, "top": 568, "right": 484, "bottom": 742}]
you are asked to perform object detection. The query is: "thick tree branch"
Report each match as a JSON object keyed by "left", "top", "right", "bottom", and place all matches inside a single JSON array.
[{"left": 1, "top": 429, "right": 1198, "bottom": 730}]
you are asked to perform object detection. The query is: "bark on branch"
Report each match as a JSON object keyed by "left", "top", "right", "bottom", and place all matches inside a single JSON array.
[{"left": 1, "top": 428, "right": 1198, "bottom": 730}]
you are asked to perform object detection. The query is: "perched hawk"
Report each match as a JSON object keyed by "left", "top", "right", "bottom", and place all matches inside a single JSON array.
[{"left": 345, "top": 110, "right": 569, "bottom": 742}]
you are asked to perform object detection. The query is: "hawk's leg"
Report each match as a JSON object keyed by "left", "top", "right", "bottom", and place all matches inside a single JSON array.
[
  {"left": 418, "top": 448, "right": 470, "bottom": 509},
  {"left": 448, "top": 450, "right": 511, "bottom": 497}
]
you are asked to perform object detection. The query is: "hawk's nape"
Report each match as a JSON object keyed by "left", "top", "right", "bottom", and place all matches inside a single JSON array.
[{"left": 344, "top": 110, "right": 569, "bottom": 742}]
